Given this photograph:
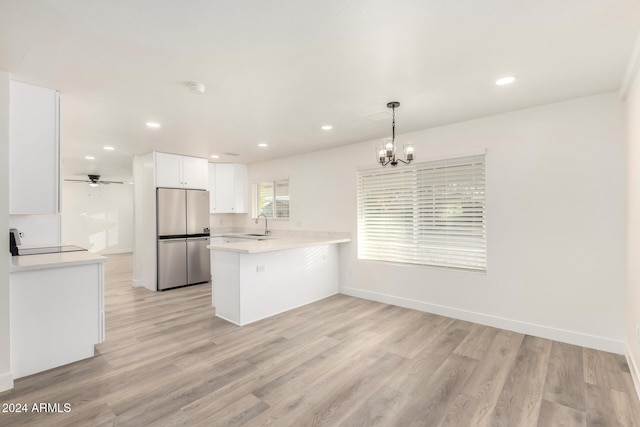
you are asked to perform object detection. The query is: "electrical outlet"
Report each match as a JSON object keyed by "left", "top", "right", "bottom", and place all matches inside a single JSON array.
[{"left": 256, "top": 265, "right": 265, "bottom": 273}]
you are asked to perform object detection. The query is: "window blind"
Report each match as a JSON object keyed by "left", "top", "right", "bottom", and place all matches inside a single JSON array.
[{"left": 357, "top": 154, "right": 486, "bottom": 271}]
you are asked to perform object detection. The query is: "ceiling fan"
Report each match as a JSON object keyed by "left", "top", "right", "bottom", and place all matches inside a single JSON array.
[{"left": 65, "top": 174, "right": 124, "bottom": 187}]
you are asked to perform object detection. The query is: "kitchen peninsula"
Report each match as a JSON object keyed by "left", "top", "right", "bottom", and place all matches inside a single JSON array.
[
  {"left": 10, "top": 251, "right": 106, "bottom": 378},
  {"left": 208, "top": 233, "right": 350, "bottom": 325}
]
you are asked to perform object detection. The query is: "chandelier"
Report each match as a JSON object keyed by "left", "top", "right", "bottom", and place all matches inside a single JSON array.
[{"left": 377, "top": 101, "right": 414, "bottom": 166}]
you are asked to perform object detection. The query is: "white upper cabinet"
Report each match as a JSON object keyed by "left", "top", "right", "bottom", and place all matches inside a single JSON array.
[
  {"left": 155, "top": 152, "right": 208, "bottom": 189},
  {"left": 208, "top": 163, "right": 216, "bottom": 212},
  {"left": 9, "top": 81, "right": 60, "bottom": 214},
  {"left": 181, "top": 156, "right": 208, "bottom": 190},
  {"left": 212, "top": 163, "right": 247, "bottom": 213},
  {"left": 233, "top": 164, "right": 248, "bottom": 213},
  {"left": 155, "top": 152, "right": 182, "bottom": 188}
]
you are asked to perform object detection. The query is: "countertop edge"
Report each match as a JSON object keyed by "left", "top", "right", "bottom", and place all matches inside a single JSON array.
[
  {"left": 10, "top": 252, "right": 108, "bottom": 273},
  {"left": 207, "top": 238, "right": 351, "bottom": 254}
]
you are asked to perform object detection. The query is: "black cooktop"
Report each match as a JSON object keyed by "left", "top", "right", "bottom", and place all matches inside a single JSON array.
[{"left": 17, "top": 245, "right": 87, "bottom": 256}]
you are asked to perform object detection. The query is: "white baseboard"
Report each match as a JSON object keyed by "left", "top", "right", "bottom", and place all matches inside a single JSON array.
[
  {"left": 0, "top": 371, "right": 14, "bottom": 392},
  {"left": 340, "top": 287, "right": 625, "bottom": 354},
  {"left": 626, "top": 344, "right": 640, "bottom": 403}
]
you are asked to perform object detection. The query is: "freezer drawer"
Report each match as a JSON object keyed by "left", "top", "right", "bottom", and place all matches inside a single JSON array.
[
  {"left": 157, "top": 239, "right": 187, "bottom": 290},
  {"left": 187, "top": 238, "right": 211, "bottom": 285}
]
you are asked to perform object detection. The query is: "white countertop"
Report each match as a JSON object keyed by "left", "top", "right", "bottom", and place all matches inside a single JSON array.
[
  {"left": 10, "top": 250, "right": 107, "bottom": 273},
  {"left": 207, "top": 236, "right": 351, "bottom": 254}
]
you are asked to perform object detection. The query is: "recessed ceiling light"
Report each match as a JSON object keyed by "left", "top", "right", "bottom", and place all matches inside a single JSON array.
[
  {"left": 321, "top": 125, "right": 333, "bottom": 130},
  {"left": 495, "top": 76, "right": 516, "bottom": 86},
  {"left": 85, "top": 155, "right": 95, "bottom": 160},
  {"left": 146, "top": 121, "right": 161, "bottom": 128},
  {"left": 103, "top": 146, "right": 115, "bottom": 151},
  {"left": 258, "top": 143, "right": 268, "bottom": 148},
  {"left": 210, "top": 155, "right": 219, "bottom": 159}
]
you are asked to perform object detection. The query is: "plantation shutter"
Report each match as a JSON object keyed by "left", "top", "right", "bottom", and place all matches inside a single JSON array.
[
  {"left": 254, "top": 181, "right": 274, "bottom": 217},
  {"left": 252, "top": 178, "right": 290, "bottom": 219},
  {"left": 274, "top": 179, "right": 290, "bottom": 219}
]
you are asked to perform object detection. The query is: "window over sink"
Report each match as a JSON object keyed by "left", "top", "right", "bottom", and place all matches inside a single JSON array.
[{"left": 252, "top": 178, "right": 290, "bottom": 220}]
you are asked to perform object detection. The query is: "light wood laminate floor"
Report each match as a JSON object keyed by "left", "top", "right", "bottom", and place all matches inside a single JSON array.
[{"left": 1, "top": 253, "right": 639, "bottom": 426}]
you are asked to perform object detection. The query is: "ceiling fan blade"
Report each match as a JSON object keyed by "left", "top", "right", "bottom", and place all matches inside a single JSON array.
[
  {"left": 98, "top": 180, "right": 124, "bottom": 184},
  {"left": 64, "top": 179, "right": 89, "bottom": 182}
]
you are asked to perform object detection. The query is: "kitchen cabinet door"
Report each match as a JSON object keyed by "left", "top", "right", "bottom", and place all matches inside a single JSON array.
[
  {"left": 208, "top": 163, "right": 216, "bottom": 212},
  {"left": 9, "top": 81, "right": 60, "bottom": 214},
  {"left": 181, "top": 156, "right": 208, "bottom": 190},
  {"left": 10, "top": 262, "right": 104, "bottom": 378},
  {"left": 155, "top": 152, "right": 183, "bottom": 188},
  {"left": 214, "top": 164, "right": 235, "bottom": 212},
  {"left": 233, "top": 163, "right": 248, "bottom": 213},
  {"left": 213, "top": 163, "right": 247, "bottom": 213}
]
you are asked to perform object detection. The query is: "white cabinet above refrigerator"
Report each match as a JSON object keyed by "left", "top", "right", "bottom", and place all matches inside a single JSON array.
[{"left": 155, "top": 152, "right": 208, "bottom": 190}]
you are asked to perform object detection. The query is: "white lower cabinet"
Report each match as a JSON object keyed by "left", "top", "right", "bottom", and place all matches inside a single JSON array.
[
  {"left": 212, "top": 244, "right": 340, "bottom": 325},
  {"left": 10, "top": 263, "right": 105, "bottom": 379}
]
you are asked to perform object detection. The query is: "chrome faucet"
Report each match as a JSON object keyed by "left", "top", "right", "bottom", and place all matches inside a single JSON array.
[{"left": 255, "top": 213, "right": 270, "bottom": 235}]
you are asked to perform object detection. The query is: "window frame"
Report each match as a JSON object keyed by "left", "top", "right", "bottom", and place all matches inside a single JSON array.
[{"left": 252, "top": 177, "right": 290, "bottom": 220}]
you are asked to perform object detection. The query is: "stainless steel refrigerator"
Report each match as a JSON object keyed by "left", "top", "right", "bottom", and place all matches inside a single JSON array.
[{"left": 157, "top": 188, "right": 211, "bottom": 291}]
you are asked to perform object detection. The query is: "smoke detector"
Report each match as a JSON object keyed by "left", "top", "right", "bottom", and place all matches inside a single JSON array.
[{"left": 186, "top": 81, "right": 206, "bottom": 94}]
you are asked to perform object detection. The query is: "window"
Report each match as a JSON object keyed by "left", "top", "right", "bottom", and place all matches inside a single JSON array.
[
  {"left": 357, "top": 153, "right": 486, "bottom": 271},
  {"left": 252, "top": 178, "right": 290, "bottom": 219}
]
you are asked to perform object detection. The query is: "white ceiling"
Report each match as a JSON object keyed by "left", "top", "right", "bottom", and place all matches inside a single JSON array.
[{"left": 1, "top": 0, "right": 639, "bottom": 181}]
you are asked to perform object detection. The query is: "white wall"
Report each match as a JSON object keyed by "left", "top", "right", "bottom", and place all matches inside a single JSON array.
[
  {"left": 8, "top": 215, "right": 60, "bottom": 246},
  {"left": 625, "top": 61, "right": 640, "bottom": 394},
  {"left": 61, "top": 181, "right": 134, "bottom": 254},
  {"left": 210, "top": 213, "right": 245, "bottom": 232},
  {"left": 132, "top": 152, "right": 157, "bottom": 291},
  {"left": 0, "top": 71, "right": 13, "bottom": 391},
  {"left": 245, "top": 92, "right": 627, "bottom": 353}
]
